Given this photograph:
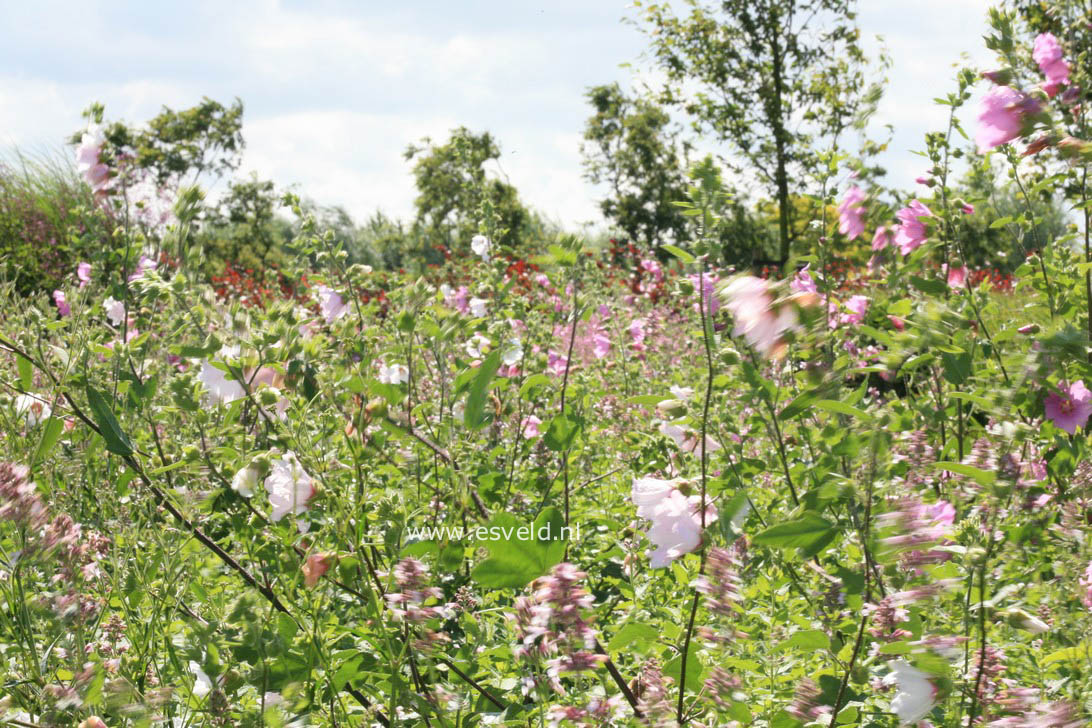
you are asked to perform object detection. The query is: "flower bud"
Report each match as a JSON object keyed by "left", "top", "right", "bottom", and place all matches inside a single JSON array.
[{"left": 656, "top": 399, "right": 688, "bottom": 419}]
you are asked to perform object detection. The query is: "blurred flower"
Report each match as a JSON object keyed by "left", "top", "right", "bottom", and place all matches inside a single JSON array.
[
  {"left": 199, "top": 361, "right": 244, "bottom": 405},
  {"left": 302, "top": 552, "right": 334, "bottom": 588},
  {"left": 1033, "top": 33, "right": 1070, "bottom": 97},
  {"left": 659, "top": 422, "right": 721, "bottom": 455},
  {"left": 872, "top": 225, "right": 894, "bottom": 251},
  {"left": 466, "top": 333, "right": 491, "bottom": 359},
  {"left": 502, "top": 339, "right": 524, "bottom": 366},
  {"left": 15, "top": 394, "right": 52, "bottom": 427},
  {"left": 76, "top": 262, "right": 91, "bottom": 288},
  {"left": 838, "top": 185, "right": 867, "bottom": 240},
  {"left": 471, "top": 234, "right": 492, "bottom": 262},
  {"left": 946, "top": 265, "right": 968, "bottom": 289},
  {"left": 378, "top": 363, "right": 409, "bottom": 385},
  {"left": 722, "top": 276, "right": 799, "bottom": 360},
  {"left": 470, "top": 297, "right": 488, "bottom": 318},
  {"left": 886, "top": 661, "right": 937, "bottom": 725},
  {"left": 317, "top": 285, "right": 348, "bottom": 323},
  {"left": 976, "top": 86, "right": 1038, "bottom": 153},
  {"left": 522, "top": 415, "right": 542, "bottom": 439},
  {"left": 128, "top": 255, "right": 157, "bottom": 282},
  {"left": 631, "top": 477, "right": 716, "bottom": 568},
  {"left": 669, "top": 385, "right": 694, "bottom": 400},
  {"left": 52, "top": 290, "right": 70, "bottom": 317},
  {"left": 791, "top": 266, "right": 818, "bottom": 294},
  {"left": 1044, "top": 380, "right": 1092, "bottom": 434},
  {"left": 231, "top": 464, "right": 261, "bottom": 498},
  {"left": 79, "top": 718, "right": 108, "bottom": 728},
  {"left": 75, "top": 122, "right": 110, "bottom": 196},
  {"left": 1080, "top": 560, "right": 1092, "bottom": 610},
  {"left": 961, "top": 203, "right": 975, "bottom": 215},
  {"left": 103, "top": 296, "right": 125, "bottom": 327},
  {"left": 894, "top": 200, "right": 933, "bottom": 255},
  {"left": 265, "top": 452, "right": 316, "bottom": 522}
]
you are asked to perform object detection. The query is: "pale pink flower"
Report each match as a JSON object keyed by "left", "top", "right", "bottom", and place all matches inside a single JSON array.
[
  {"left": 15, "top": 393, "right": 52, "bottom": 427},
  {"left": 317, "top": 285, "right": 348, "bottom": 323},
  {"left": 52, "top": 290, "right": 70, "bottom": 316},
  {"left": 265, "top": 452, "right": 316, "bottom": 522},
  {"left": 976, "top": 86, "right": 1038, "bottom": 153},
  {"left": 199, "top": 361, "right": 245, "bottom": 405},
  {"left": 961, "top": 203, "right": 975, "bottom": 215},
  {"left": 75, "top": 123, "right": 110, "bottom": 196},
  {"left": 76, "top": 262, "right": 91, "bottom": 288},
  {"left": 872, "top": 225, "right": 894, "bottom": 251},
  {"left": 631, "top": 477, "right": 717, "bottom": 568},
  {"left": 722, "top": 276, "right": 799, "bottom": 359},
  {"left": 127, "top": 255, "right": 156, "bottom": 282},
  {"left": 629, "top": 318, "right": 647, "bottom": 352},
  {"left": 1033, "top": 33, "right": 1070, "bottom": 97},
  {"left": 469, "top": 297, "right": 488, "bottom": 318},
  {"left": 1080, "top": 560, "right": 1092, "bottom": 610},
  {"left": 840, "top": 295, "right": 870, "bottom": 327},
  {"left": 103, "top": 296, "right": 125, "bottom": 326},
  {"left": 690, "top": 272, "right": 721, "bottom": 315},
  {"left": 659, "top": 422, "right": 722, "bottom": 455},
  {"left": 377, "top": 363, "right": 409, "bottom": 385},
  {"left": 894, "top": 200, "right": 933, "bottom": 255},
  {"left": 791, "top": 266, "right": 817, "bottom": 294},
  {"left": 302, "top": 552, "right": 334, "bottom": 588},
  {"left": 1044, "top": 380, "right": 1092, "bottom": 434},
  {"left": 946, "top": 265, "right": 968, "bottom": 289},
  {"left": 886, "top": 661, "right": 937, "bottom": 725},
  {"left": 522, "top": 415, "right": 542, "bottom": 439},
  {"left": 838, "top": 185, "right": 867, "bottom": 240},
  {"left": 889, "top": 315, "right": 905, "bottom": 331}
]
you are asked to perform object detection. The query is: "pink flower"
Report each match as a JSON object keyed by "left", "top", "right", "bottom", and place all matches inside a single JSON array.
[
  {"left": 1044, "top": 380, "right": 1092, "bottom": 434},
  {"left": 547, "top": 351, "right": 569, "bottom": 377},
  {"left": 52, "top": 290, "right": 70, "bottom": 316},
  {"left": 893, "top": 200, "right": 933, "bottom": 255},
  {"left": 1033, "top": 33, "right": 1070, "bottom": 97},
  {"left": 722, "top": 276, "right": 799, "bottom": 360},
  {"left": 639, "top": 258, "right": 664, "bottom": 284},
  {"left": 265, "top": 451, "right": 316, "bottom": 523},
  {"left": 75, "top": 123, "right": 110, "bottom": 196},
  {"left": 317, "top": 285, "right": 348, "bottom": 323},
  {"left": 872, "top": 225, "right": 893, "bottom": 251},
  {"left": 629, "top": 318, "right": 647, "bottom": 349},
  {"left": 791, "top": 266, "right": 817, "bottom": 294},
  {"left": 76, "top": 262, "right": 91, "bottom": 287},
  {"left": 889, "top": 315, "right": 905, "bottom": 331},
  {"left": 127, "top": 255, "right": 157, "bottom": 282},
  {"left": 659, "top": 422, "right": 721, "bottom": 455},
  {"left": 631, "top": 478, "right": 716, "bottom": 568},
  {"left": 840, "top": 295, "right": 870, "bottom": 326},
  {"left": 1080, "top": 560, "right": 1092, "bottom": 610},
  {"left": 690, "top": 272, "right": 720, "bottom": 315},
  {"left": 976, "top": 86, "right": 1038, "bottom": 153},
  {"left": 961, "top": 203, "right": 975, "bottom": 215},
  {"left": 521, "top": 415, "right": 542, "bottom": 439},
  {"left": 946, "top": 265, "right": 968, "bottom": 289},
  {"left": 838, "top": 186, "right": 867, "bottom": 241},
  {"left": 302, "top": 552, "right": 334, "bottom": 588}
]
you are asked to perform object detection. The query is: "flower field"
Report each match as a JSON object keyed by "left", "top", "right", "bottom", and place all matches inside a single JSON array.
[{"left": 3, "top": 5, "right": 1092, "bottom": 728}]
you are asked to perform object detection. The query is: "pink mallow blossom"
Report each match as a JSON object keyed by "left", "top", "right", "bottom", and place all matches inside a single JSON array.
[
  {"left": 976, "top": 86, "right": 1038, "bottom": 153},
  {"left": 265, "top": 452, "right": 316, "bottom": 523},
  {"left": 872, "top": 225, "right": 894, "bottom": 251},
  {"left": 52, "top": 290, "right": 70, "bottom": 317},
  {"left": 722, "top": 276, "right": 801, "bottom": 360},
  {"left": 838, "top": 185, "right": 867, "bottom": 240},
  {"left": 522, "top": 415, "right": 542, "bottom": 439},
  {"left": 1044, "top": 380, "right": 1092, "bottom": 434},
  {"left": 631, "top": 477, "right": 717, "bottom": 568},
  {"left": 76, "top": 262, "right": 91, "bottom": 288},
  {"left": 1080, "top": 560, "right": 1092, "bottom": 610},
  {"left": 1033, "top": 32, "right": 1070, "bottom": 97},
  {"left": 946, "top": 265, "right": 968, "bottom": 289},
  {"left": 75, "top": 123, "right": 110, "bottom": 196},
  {"left": 317, "top": 285, "right": 348, "bottom": 323},
  {"left": 894, "top": 200, "right": 933, "bottom": 255}
]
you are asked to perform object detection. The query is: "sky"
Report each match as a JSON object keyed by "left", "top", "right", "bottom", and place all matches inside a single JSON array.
[{"left": 0, "top": 0, "right": 993, "bottom": 230}]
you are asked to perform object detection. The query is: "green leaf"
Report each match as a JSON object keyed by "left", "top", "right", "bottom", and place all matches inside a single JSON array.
[
  {"left": 85, "top": 385, "right": 134, "bottom": 457},
  {"left": 607, "top": 622, "right": 659, "bottom": 654},
  {"left": 934, "top": 462, "right": 996, "bottom": 486},
  {"left": 663, "top": 650, "right": 703, "bottom": 691},
  {"left": 543, "top": 413, "right": 581, "bottom": 452},
  {"left": 753, "top": 512, "right": 836, "bottom": 557},
  {"left": 16, "top": 354, "right": 33, "bottom": 390},
  {"left": 33, "top": 417, "right": 65, "bottom": 465},
  {"left": 776, "top": 629, "right": 830, "bottom": 651},
  {"left": 1042, "top": 642, "right": 1091, "bottom": 666},
  {"left": 910, "top": 275, "right": 947, "bottom": 296},
  {"left": 779, "top": 389, "right": 819, "bottom": 420},
  {"left": 464, "top": 350, "right": 501, "bottom": 430},
  {"left": 814, "top": 399, "right": 872, "bottom": 422},
  {"left": 661, "top": 244, "right": 694, "bottom": 263},
  {"left": 470, "top": 509, "right": 569, "bottom": 589}
]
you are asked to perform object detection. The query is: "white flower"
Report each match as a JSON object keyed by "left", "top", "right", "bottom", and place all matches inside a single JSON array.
[
  {"left": 469, "top": 297, "right": 488, "bottom": 318},
  {"left": 466, "top": 333, "right": 491, "bottom": 359},
  {"left": 103, "top": 296, "right": 126, "bottom": 327},
  {"left": 502, "top": 339, "right": 524, "bottom": 366},
  {"left": 452, "top": 399, "right": 466, "bottom": 421},
  {"left": 317, "top": 285, "right": 348, "bottom": 323},
  {"left": 659, "top": 422, "right": 722, "bottom": 455},
  {"left": 231, "top": 465, "right": 260, "bottom": 498},
  {"left": 887, "top": 660, "right": 937, "bottom": 725},
  {"left": 378, "top": 363, "right": 409, "bottom": 385},
  {"left": 669, "top": 385, "right": 695, "bottom": 400},
  {"left": 471, "top": 234, "right": 492, "bottom": 262},
  {"left": 189, "top": 661, "right": 213, "bottom": 698},
  {"left": 199, "top": 361, "right": 245, "bottom": 405},
  {"left": 265, "top": 452, "right": 316, "bottom": 522},
  {"left": 631, "top": 477, "right": 717, "bottom": 568},
  {"left": 15, "top": 394, "right": 51, "bottom": 427}
]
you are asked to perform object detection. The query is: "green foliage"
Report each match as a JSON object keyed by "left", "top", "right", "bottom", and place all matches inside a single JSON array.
[
  {"left": 406, "top": 126, "right": 530, "bottom": 254},
  {"left": 581, "top": 83, "right": 693, "bottom": 249}
]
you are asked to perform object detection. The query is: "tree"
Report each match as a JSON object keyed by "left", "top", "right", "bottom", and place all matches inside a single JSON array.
[
  {"left": 405, "top": 127, "right": 529, "bottom": 254},
  {"left": 581, "top": 84, "right": 693, "bottom": 249},
  {"left": 635, "top": 0, "right": 882, "bottom": 264},
  {"left": 198, "top": 174, "right": 292, "bottom": 280}
]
